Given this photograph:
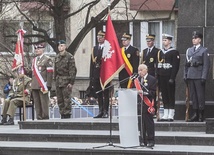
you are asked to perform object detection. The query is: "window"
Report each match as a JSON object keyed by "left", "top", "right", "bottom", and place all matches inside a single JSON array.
[{"left": 149, "top": 20, "right": 175, "bottom": 49}]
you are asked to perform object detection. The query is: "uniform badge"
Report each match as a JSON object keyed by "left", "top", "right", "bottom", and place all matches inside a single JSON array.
[
  {"left": 127, "top": 54, "right": 131, "bottom": 58},
  {"left": 150, "top": 58, "right": 154, "bottom": 62},
  {"left": 38, "top": 66, "right": 42, "bottom": 71},
  {"left": 144, "top": 79, "right": 148, "bottom": 86},
  {"left": 49, "top": 61, "right": 53, "bottom": 66}
]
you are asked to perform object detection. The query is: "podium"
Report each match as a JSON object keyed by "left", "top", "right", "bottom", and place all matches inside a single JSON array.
[{"left": 118, "top": 89, "right": 139, "bottom": 147}]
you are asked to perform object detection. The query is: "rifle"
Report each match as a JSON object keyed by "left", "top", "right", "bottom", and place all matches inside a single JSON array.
[
  {"left": 156, "top": 85, "right": 160, "bottom": 121},
  {"left": 185, "top": 83, "right": 190, "bottom": 121}
]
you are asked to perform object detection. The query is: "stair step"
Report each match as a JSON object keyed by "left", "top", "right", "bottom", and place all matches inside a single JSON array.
[
  {"left": 0, "top": 125, "right": 213, "bottom": 146},
  {"left": 18, "top": 118, "right": 206, "bottom": 132},
  {"left": 0, "top": 141, "right": 214, "bottom": 155}
]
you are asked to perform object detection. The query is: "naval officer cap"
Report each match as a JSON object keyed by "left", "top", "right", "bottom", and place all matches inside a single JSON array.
[
  {"left": 121, "top": 33, "right": 132, "bottom": 41},
  {"left": 97, "top": 30, "right": 105, "bottom": 36},
  {"left": 162, "top": 33, "right": 173, "bottom": 40},
  {"left": 192, "top": 31, "right": 203, "bottom": 39},
  {"left": 146, "top": 34, "right": 155, "bottom": 41},
  {"left": 34, "top": 43, "right": 45, "bottom": 49}
]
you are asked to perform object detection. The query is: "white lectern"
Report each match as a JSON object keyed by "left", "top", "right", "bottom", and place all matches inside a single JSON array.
[{"left": 118, "top": 89, "right": 139, "bottom": 147}]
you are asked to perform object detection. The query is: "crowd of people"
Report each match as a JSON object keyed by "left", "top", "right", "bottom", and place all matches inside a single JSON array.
[
  {"left": 0, "top": 30, "right": 210, "bottom": 148},
  {"left": 0, "top": 40, "right": 77, "bottom": 125},
  {"left": 87, "top": 30, "right": 209, "bottom": 148}
]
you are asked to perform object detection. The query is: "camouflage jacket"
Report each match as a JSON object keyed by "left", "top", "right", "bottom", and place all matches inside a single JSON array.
[{"left": 54, "top": 51, "right": 77, "bottom": 87}]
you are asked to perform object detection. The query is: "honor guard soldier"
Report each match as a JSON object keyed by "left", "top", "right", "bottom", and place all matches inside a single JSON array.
[
  {"left": 55, "top": 40, "right": 77, "bottom": 119},
  {"left": 157, "top": 34, "right": 180, "bottom": 121},
  {"left": 119, "top": 33, "right": 140, "bottom": 88},
  {"left": 31, "top": 43, "right": 53, "bottom": 120},
  {"left": 90, "top": 30, "right": 110, "bottom": 118},
  {"left": 184, "top": 31, "right": 210, "bottom": 122},
  {"left": 140, "top": 34, "right": 159, "bottom": 77},
  {"left": 0, "top": 73, "right": 31, "bottom": 125}
]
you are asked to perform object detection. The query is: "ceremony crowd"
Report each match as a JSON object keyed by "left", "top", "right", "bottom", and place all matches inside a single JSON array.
[{"left": 0, "top": 29, "right": 209, "bottom": 148}]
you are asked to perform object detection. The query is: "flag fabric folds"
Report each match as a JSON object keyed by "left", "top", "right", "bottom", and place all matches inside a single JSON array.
[
  {"left": 12, "top": 29, "right": 26, "bottom": 73},
  {"left": 100, "top": 15, "right": 125, "bottom": 89}
]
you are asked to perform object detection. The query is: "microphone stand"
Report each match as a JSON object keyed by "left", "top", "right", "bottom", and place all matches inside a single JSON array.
[{"left": 93, "top": 74, "right": 137, "bottom": 149}]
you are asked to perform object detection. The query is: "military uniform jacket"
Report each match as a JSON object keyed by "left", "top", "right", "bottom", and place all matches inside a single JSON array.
[
  {"left": 141, "top": 47, "right": 159, "bottom": 77},
  {"left": 184, "top": 46, "right": 210, "bottom": 80},
  {"left": 31, "top": 55, "right": 53, "bottom": 89},
  {"left": 157, "top": 47, "right": 180, "bottom": 80},
  {"left": 54, "top": 51, "right": 77, "bottom": 87},
  {"left": 9, "top": 75, "right": 32, "bottom": 103},
  {"left": 90, "top": 45, "right": 103, "bottom": 81},
  {"left": 119, "top": 45, "right": 139, "bottom": 80}
]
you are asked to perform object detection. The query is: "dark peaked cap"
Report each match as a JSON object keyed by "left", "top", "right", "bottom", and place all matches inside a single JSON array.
[
  {"left": 146, "top": 34, "right": 155, "bottom": 40},
  {"left": 192, "top": 31, "right": 203, "bottom": 39},
  {"left": 97, "top": 30, "right": 105, "bottom": 36},
  {"left": 121, "top": 33, "right": 132, "bottom": 40}
]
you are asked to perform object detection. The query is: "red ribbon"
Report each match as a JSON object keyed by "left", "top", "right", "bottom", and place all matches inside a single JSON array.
[{"left": 134, "top": 78, "right": 155, "bottom": 114}]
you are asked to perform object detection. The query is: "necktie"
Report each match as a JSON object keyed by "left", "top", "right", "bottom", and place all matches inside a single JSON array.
[
  {"left": 194, "top": 46, "right": 196, "bottom": 52},
  {"left": 147, "top": 48, "right": 150, "bottom": 56}
]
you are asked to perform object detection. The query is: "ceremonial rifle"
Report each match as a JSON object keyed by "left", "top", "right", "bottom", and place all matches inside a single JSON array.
[{"left": 185, "top": 83, "right": 190, "bottom": 121}]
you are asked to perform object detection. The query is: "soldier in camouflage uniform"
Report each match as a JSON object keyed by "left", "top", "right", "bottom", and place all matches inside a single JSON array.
[
  {"left": 31, "top": 43, "right": 53, "bottom": 120},
  {"left": 54, "top": 40, "right": 77, "bottom": 119},
  {"left": 0, "top": 73, "right": 31, "bottom": 125}
]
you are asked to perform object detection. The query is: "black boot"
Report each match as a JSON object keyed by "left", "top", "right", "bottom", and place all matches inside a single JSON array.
[
  {"left": 102, "top": 111, "right": 109, "bottom": 118},
  {"left": 198, "top": 110, "right": 204, "bottom": 122},
  {"left": 93, "top": 112, "right": 103, "bottom": 118},
  {"left": 0, "top": 117, "right": 7, "bottom": 125},
  {"left": 4, "top": 117, "right": 14, "bottom": 125},
  {"left": 63, "top": 114, "right": 71, "bottom": 119},
  {"left": 187, "top": 109, "right": 199, "bottom": 122}
]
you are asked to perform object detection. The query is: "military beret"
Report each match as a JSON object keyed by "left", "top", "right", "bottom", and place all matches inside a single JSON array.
[
  {"left": 162, "top": 33, "right": 173, "bottom": 40},
  {"left": 34, "top": 43, "right": 45, "bottom": 49},
  {"left": 192, "top": 31, "right": 203, "bottom": 39},
  {"left": 58, "top": 40, "right": 66, "bottom": 45},
  {"left": 97, "top": 30, "right": 105, "bottom": 36},
  {"left": 146, "top": 34, "right": 155, "bottom": 41},
  {"left": 121, "top": 33, "right": 132, "bottom": 40}
]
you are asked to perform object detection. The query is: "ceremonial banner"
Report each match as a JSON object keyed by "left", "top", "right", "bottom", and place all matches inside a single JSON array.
[
  {"left": 118, "top": 89, "right": 139, "bottom": 147},
  {"left": 12, "top": 29, "right": 26, "bottom": 73},
  {"left": 100, "top": 15, "right": 125, "bottom": 89}
]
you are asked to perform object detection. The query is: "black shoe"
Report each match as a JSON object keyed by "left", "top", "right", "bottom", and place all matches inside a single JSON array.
[
  {"left": 4, "top": 118, "right": 14, "bottom": 125},
  {"left": 168, "top": 118, "right": 174, "bottom": 122},
  {"left": 93, "top": 113, "right": 103, "bottom": 118},
  {"left": 62, "top": 114, "right": 71, "bottom": 119},
  {"left": 102, "top": 113, "right": 109, "bottom": 118},
  {"left": 140, "top": 142, "right": 147, "bottom": 147},
  {"left": 0, "top": 118, "right": 7, "bottom": 125},
  {"left": 147, "top": 143, "right": 154, "bottom": 147}
]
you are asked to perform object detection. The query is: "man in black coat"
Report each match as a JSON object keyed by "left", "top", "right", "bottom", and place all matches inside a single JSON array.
[
  {"left": 157, "top": 34, "right": 180, "bottom": 121},
  {"left": 184, "top": 31, "right": 210, "bottom": 122},
  {"left": 89, "top": 30, "right": 109, "bottom": 118},
  {"left": 119, "top": 33, "right": 139, "bottom": 88},
  {"left": 136, "top": 64, "right": 156, "bottom": 147},
  {"left": 140, "top": 34, "right": 160, "bottom": 77}
]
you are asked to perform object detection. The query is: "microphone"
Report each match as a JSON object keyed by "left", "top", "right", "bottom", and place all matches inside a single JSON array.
[{"left": 130, "top": 73, "right": 139, "bottom": 80}]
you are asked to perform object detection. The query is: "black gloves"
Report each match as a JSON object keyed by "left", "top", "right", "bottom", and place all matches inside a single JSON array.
[
  {"left": 168, "top": 79, "right": 174, "bottom": 84},
  {"left": 48, "top": 87, "right": 52, "bottom": 91},
  {"left": 201, "top": 79, "right": 206, "bottom": 85}
]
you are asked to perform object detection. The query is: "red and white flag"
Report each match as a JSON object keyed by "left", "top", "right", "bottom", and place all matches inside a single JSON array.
[
  {"left": 12, "top": 29, "right": 26, "bottom": 73},
  {"left": 100, "top": 15, "right": 125, "bottom": 89}
]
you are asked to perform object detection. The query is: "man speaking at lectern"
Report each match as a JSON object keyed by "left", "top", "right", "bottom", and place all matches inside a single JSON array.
[{"left": 135, "top": 64, "right": 156, "bottom": 147}]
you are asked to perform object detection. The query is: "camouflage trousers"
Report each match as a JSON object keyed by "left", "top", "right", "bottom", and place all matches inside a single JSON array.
[{"left": 56, "top": 86, "right": 72, "bottom": 115}]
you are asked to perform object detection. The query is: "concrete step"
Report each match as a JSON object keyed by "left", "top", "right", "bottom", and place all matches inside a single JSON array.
[
  {"left": 0, "top": 125, "right": 213, "bottom": 146},
  {"left": 0, "top": 141, "right": 214, "bottom": 155},
  {"left": 18, "top": 117, "right": 206, "bottom": 132}
]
